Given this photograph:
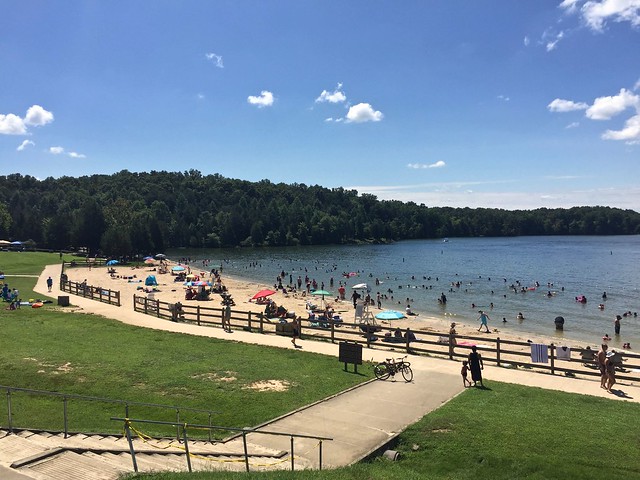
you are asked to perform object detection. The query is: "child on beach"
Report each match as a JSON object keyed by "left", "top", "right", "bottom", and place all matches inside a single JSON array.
[{"left": 461, "top": 361, "right": 471, "bottom": 387}]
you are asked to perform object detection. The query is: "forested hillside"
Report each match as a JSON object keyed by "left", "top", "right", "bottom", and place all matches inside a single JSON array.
[{"left": 0, "top": 170, "right": 638, "bottom": 255}]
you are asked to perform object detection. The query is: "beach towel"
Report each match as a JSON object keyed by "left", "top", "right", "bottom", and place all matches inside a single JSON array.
[
  {"left": 531, "top": 344, "right": 549, "bottom": 363},
  {"left": 556, "top": 345, "right": 571, "bottom": 360}
]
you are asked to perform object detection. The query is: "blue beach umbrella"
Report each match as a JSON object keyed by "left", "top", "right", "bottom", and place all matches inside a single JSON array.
[
  {"left": 172, "top": 265, "right": 186, "bottom": 272},
  {"left": 375, "top": 310, "right": 406, "bottom": 321},
  {"left": 106, "top": 260, "right": 119, "bottom": 266}
]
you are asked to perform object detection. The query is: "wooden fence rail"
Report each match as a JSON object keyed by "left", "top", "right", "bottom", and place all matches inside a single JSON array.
[
  {"left": 132, "top": 295, "right": 640, "bottom": 383},
  {"left": 60, "top": 279, "right": 121, "bottom": 307}
]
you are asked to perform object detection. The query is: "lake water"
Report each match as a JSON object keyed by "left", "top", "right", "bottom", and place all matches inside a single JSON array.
[{"left": 168, "top": 236, "right": 640, "bottom": 347}]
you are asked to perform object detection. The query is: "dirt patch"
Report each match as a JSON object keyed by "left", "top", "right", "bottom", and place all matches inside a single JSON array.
[
  {"left": 24, "top": 358, "right": 74, "bottom": 374},
  {"left": 192, "top": 371, "right": 237, "bottom": 383},
  {"left": 243, "top": 380, "right": 291, "bottom": 392}
]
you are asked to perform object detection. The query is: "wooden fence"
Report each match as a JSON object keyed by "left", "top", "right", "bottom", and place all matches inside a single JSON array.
[
  {"left": 132, "top": 295, "right": 640, "bottom": 382},
  {"left": 60, "top": 279, "right": 121, "bottom": 307}
]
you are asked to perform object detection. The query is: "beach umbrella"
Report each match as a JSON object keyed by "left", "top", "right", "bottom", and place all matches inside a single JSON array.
[
  {"left": 106, "top": 260, "right": 119, "bottom": 266},
  {"left": 172, "top": 265, "right": 185, "bottom": 272},
  {"left": 143, "top": 256, "right": 154, "bottom": 260},
  {"left": 311, "top": 290, "right": 332, "bottom": 297},
  {"left": 144, "top": 258, "right": 155, "bottom": 264},
  {"left": 311, "top": 289, "right": 333, "bottom": 309},
  {"left": 252, "top": 289, "right": 276, "bottom": 300},
  {"left": 155, "top": 254, "right": 167, "bottom": 260},
  {"left": 352, "top": 283, "right": 370, "bottom": 291},
  {"left": 375, "top": 310, "right": 406, "bottom": 321},
  {"left": 0, "top": 240, "right": 10, "bottom": 245}
]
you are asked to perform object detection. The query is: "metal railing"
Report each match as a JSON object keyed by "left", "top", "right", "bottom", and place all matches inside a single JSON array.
[
  {"left": 111, "top": 416, "right": 332, "bottom": 473},
  {"left": 1, "top": 385, "right": 219, "bottom": 440}
]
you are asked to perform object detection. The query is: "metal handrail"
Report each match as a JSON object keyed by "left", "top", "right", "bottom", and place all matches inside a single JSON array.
[
  {"left": 111, "top": 416, "right": 332, "bottom": 473},
  {"left": 2, "top": 385, "right": 220, "bottom": 440}
]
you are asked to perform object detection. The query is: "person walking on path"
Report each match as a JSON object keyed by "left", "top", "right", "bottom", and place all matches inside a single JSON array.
[
  {"left": 605, "top": 351, "right": 617, "bottom": 393},
  {"left": 597, "top": 343, "right": 608, "bottom": 389},
  {"left": 46, "top": 276, "right": 53, "bottom": 292},
  {"left": 448, "top": 322, "right": 457, "bottom": 358},
  {"left": 222, "top": 303, "right": 231, "bottom": 332},
  {"left": 468, "top": 346, "right": 484, "bottom": 387},
  {"left": 291, "top": 316, "right": 302, "bottom": 348},
  {"left": 477, "top": 310, "right": 490, "bottom": 333},
  {"left": 461, "top": 360, "right": 471, "bottom": 388}
]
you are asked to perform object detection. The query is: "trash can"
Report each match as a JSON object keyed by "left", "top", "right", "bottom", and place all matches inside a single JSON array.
[{"left": 58, "top": 296, "right": 70, "bottom": 307}]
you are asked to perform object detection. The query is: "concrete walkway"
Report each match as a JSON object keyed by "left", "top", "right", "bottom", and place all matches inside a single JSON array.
[{"left": 19, "top": 263, "right": 640, "bottom": 472}]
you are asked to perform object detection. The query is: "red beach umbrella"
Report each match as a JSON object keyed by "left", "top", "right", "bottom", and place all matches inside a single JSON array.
[{"left": 252, "top": 289, "right": 276, "bottom": 300}]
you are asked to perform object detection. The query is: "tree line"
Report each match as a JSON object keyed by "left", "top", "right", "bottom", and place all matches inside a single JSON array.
[{"left": 0, "top": 170, "right": 638, "bottom": 256}]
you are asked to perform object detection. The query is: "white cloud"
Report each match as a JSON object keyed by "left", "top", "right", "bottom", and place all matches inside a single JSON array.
[
  {"left": 197, "top": 93, "right": 205, "bottom": 100},
  {"left": 581, "top": 0, "right": 640, "bottom": 31},
  {"left": 408, "top": 161, "right": 446, "bottom": 169},
  {"left": 635, "top": 78, "right": 640, "bottom": 91},
  {"left": 0, "top": 114, "right": 27, "bottom": 135},
  {"left": 585, "top": 88, "right": 639, "bottom": 120},
  {"left": 523, "top": 36, "right": 530, "bottom": 46},
  {"left": 205, "top": 52, "right": 224, "bottom": 68},
  {"left": 247, "top": 90, "right": 274, "bottom": 108},
  {"left": 0, "top": 105, "right": 54, "bottom": 135},
  {"left": 49, "top": 146, "right": 65, "bottom": 155},
  {"left": 546, "top": 30, "right": 565, "bottom": 51},
  {"left": 547, "top": 98, "right": 589, "bottom": 112},
  {"left": 602, "top": 114, "right": 640, "bottom": 143},
  {"left": 345, "top": 103, "right": 384, "bottom": 123},
  {"left": 559, "top": 0, "right": 581, "bottom": 13},
  {"left": 497, "top": 95, "right": 510, "bottom": 102},
  {"left": 49, "top": 146, "right": 87, "bottom": 157},
  {"left": 316, "top": 83, "right": 346, "bottom": 103},
  {"left": 566, "top": 121, "right": 580, "bottom": 128},
  {"left": 24, "top": 105, "right": 54, "bottom": 126},
  {"left": 17, "top": 139, "right": 35, "bottom": 151}
]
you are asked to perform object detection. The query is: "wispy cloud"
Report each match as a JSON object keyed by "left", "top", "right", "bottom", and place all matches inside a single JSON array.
[
  {"left": 17, "top": 139, "right": 35, "bottom": 151},
  {"left": 407, "top": 161, "right": 446, "bottom": 169},
  {"left": 566, "top": 121, "right": 580, "bottom": 129},
  {"left": 497, "top": 95, "right": 510, "bottom": 102},
  {"left": 316, "top": 83, "right": 346, "bottom": 103},
  {"left": 205, "top": 52, "right": 224, "bottom": 68},
  {"left": 49, "top": 146, "right": 87, "bottom": 158},
  {"left": 547, "top": 98, "right": 589, "bottom": 112},
  {"left": 545, "top": 30, "right": 565, "bottom": 51},
  {"left": 247, "top": 90, "right": 274, "bottom": 108}
]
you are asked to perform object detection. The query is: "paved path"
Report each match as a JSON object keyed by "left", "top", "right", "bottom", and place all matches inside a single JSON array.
[{"left": 22, "top": 263, "right": 640, "bottom": 471}]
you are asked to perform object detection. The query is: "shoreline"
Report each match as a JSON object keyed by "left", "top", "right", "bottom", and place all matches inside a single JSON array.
[{"left": 63, "top": 262, "right": 606, "bottom": 350}]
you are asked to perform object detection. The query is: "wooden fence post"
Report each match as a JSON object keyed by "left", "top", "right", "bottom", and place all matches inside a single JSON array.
[
  {"left": 550, "top": 343, "right": 555, "bottom": 375},
  {"left": 248, "top": 312, "right": 252, "bottom": 332},
  {"left": 496, "top": 337, "right": 501, "bottom": 367},
  {"left": 259, "top": 314, "right": 264, "bottom": 334},
  {"left": 197, "top": 305, "right": 201, "bottom": 326}
]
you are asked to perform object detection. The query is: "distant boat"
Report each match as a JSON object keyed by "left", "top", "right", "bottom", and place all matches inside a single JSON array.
[{"left": 442, "top": 238, "right": 449, "bottom": 243}]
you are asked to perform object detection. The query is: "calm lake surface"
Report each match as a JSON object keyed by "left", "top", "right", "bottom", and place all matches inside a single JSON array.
[{"left": 168, "top": 236, "right": 640, "bottom": 347}]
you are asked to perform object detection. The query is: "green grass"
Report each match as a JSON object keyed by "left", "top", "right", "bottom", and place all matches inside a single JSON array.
[
  {"left": 0, "top": 308, "right": 370, "bottom": 436},
  {"left": 126, "top": 382, "right": 640, "bottom": 479},
  {"left": 0, "top": 251, "right": 75, "bottom": 301}
]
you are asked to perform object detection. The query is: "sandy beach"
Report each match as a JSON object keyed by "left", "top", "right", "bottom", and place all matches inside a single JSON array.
[{"left": 63, "top": 261, "right": 594, "bottom": 349}]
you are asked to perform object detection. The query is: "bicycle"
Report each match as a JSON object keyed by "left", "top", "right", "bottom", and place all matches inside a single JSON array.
[{"left": 374, "top": 356, "right": 413, "bottom": 382}]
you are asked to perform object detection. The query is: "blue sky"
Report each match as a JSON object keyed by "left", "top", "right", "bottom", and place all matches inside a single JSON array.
[{"left": 2, "top": 1, "right": 640, "bottom": 210}]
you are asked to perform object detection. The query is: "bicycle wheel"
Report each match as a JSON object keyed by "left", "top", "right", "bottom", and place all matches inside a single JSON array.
[
  {"left": 374, "top": 363, "right": 391, "bottom": 380},
  {"left": 401, "top": 364, "right": 413, "bottom": 382}
]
